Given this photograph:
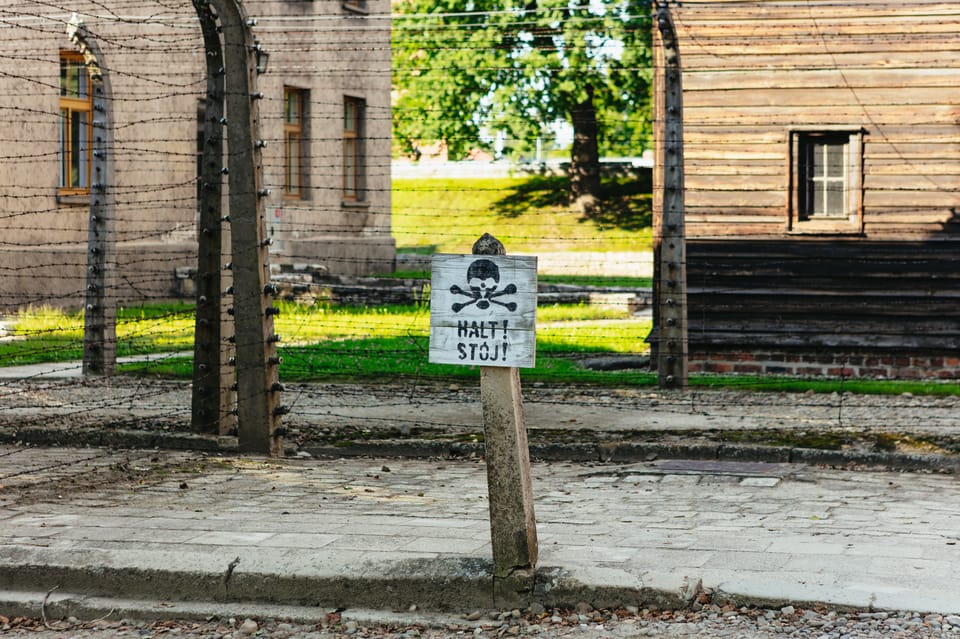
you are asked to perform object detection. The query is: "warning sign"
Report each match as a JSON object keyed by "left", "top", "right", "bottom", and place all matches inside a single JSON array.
[{"left": 429, "top": 254, "right": 537, "bottom": 368}]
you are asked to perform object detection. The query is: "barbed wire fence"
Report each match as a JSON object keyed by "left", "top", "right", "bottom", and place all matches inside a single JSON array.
[{"left": 0, "top": 0, "right": 957, "bottom": 461}]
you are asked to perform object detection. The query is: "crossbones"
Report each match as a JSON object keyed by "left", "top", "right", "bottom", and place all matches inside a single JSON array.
[{"left": 450, "top": 258, "right": 518, "bottom": 313}]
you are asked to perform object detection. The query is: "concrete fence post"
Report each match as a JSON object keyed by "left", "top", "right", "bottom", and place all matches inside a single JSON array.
[
  {"left": 653, "top": 3, "right": 688, "bottom": 389},
  {"left": 68, "top": 16, "right": 116, "bottom": 377},
  {"left": 191, "top": 0, "right": 231, "bottom": 436},
  {"left": 208, "top": 0, "right": 284, "bottom": 456}
]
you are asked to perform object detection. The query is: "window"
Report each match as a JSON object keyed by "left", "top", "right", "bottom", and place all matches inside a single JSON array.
[
  {"left": 342, "top": 0, "right": 368, "bottom": 13},
  {"left": 59, "top": 51, "right": 93, "bottom": 194},
  {"left": 789, "top": 129, "right": 863, "bottom": 232},
  {"left": 283, "top": 87, "right": 306, "bottom": 199},
  {"left": 343, "top": 96, "right": 365, "bottom": 202}
]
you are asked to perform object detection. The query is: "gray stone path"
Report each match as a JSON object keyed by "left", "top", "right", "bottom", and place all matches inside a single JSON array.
[{"left": 1, "top": 445, "right": 958, "bottom": 618}]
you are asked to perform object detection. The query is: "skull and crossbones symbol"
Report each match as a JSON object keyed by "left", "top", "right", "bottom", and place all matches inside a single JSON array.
[{"left": 450, "top": 259, "right": 517, "bottom": 313}]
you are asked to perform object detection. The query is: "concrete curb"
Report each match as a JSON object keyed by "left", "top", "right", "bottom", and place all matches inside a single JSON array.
[
  {"left": 0, "top": 561, "right": 689, "bottom": 618},
  {"left": 3, "top": 427, "right": 959, "bottom": 473},
  {"left": 0, "top": 563, "right": 935, "bottom": 623},
  {"left": 304, "top": 440, "right": 960, "bottom": 473},
  {"left": 0, "top": 591, "right": 490, "bottom": 628}
]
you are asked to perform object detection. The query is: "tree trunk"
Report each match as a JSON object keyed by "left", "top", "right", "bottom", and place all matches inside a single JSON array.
[{"left": 569, "top": 86, "right": 601, "bottom": 213}]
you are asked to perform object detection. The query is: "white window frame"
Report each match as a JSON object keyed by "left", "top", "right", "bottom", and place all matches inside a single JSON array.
[{"left": 788, "top": 128, "right": 864, "bottom": 234}]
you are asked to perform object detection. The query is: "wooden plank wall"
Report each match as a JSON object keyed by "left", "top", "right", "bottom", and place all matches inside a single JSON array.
[
  {"left": 654, "top": 0, "right": 960, "bottom": 369},
  {"left": 669, "top": 0, "right": 960, "bottom": 237},
  {"left": 687, "top": 238, "right": 960, "bottom": 351}
]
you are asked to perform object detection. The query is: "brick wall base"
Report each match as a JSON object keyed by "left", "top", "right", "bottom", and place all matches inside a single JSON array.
[{"left": 689, "top": 349, "right": 960, "bottom": 380}]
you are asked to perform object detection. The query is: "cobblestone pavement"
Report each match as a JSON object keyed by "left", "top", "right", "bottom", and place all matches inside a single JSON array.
[{"left": 1, "top": 445, "right": 959, "bottom": 619}]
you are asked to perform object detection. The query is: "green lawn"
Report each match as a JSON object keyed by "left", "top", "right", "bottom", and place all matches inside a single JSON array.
[
  {"left": 5, "top": 302, "right": 960, "bottom": 394},
  {"left": 391, "top": 175, "right": 653, "bottom": 254},
  {"left": 1, "top": 301, "right": 655, "bottom": 386}
]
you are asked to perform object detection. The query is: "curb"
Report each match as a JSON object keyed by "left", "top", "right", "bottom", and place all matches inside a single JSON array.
[
  {"left": 302, "top": 440, "right": 960, "bottom": 473},
  {"left": 0, "top": 564, "right": 908, "bottom": 623},
  {"left": 0, "top": 561, "right": 690, "bottom": 619},
  {"left": 3, "top": 427, "right": 959, "bottom": 473}
]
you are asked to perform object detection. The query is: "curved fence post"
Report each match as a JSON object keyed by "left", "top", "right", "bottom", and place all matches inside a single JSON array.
[
  {"left": 654, "top": 2, "right": 688, "bottom": 389},
  {"left": 68, "top": 15, "right": 116, "bottom": 377},
  {"left": 205, "top": 0, "right": 283, "bottom": 455},
  {"left": 191, "top": 0, "right": 233, "bottom": 436}
]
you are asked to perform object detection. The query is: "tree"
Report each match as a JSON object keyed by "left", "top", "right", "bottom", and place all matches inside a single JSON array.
[{"left": 392, "top": 0, "right": 654, "bottom": 211}]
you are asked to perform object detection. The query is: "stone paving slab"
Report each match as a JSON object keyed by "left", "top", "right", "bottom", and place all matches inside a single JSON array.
[{"left": 1, "top": 445, "right": 959, "bottom": 617}]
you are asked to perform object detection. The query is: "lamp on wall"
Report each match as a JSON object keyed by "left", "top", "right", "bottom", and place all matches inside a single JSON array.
[{"left": 252, "top": 40, "right": 269, "bottom": 74}]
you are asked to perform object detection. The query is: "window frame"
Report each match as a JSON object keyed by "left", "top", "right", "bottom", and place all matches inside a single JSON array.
[
  {"left": 283, "top": 86, "right": 307, "bottom": 201},
  {"left": 787, "top": 128, "right": 864, "bottom": 234},
  {"left": 59, "top": 50, "right": 94, "bottom": 196},
  {"left": 342, "top": 0, "right": 368, "bottom": 14},
  {"left": 342, "top": 95, "right": 366, "bottom": 203}
]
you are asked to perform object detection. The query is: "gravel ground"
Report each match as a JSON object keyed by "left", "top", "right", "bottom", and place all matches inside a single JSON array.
[
  {"left": 5, "top": 605, "right": 960, "bottom": 639},
  {"left": 3, "top": 378, "right": 960, "bottom": 443}
]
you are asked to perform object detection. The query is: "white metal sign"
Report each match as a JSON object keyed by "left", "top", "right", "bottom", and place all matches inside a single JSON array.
[{"left": 429, "top": 254, "right": 537, "bottom": 368}]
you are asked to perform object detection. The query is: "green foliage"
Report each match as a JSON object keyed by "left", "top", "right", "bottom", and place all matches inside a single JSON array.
[
  {"left": 391, "top": 176, "right": 653, "bottom": 253},
  {"left": 392, "top": 0, "right": 654, "bottom": 159}
]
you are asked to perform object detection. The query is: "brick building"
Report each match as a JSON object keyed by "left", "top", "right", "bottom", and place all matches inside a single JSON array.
[{"left": 0, "top": 0, "right": 394, "bottom": 310}]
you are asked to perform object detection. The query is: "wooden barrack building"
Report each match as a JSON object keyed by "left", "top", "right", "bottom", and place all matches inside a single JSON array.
[{"left": 652, "top": 0, "right": 960, "bottom": 379}]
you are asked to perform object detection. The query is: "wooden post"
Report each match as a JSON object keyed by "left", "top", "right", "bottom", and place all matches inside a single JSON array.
[
  {"left": 69, "top": 16, "right": 116, "bottom": 377},
  {"left": 191, "top": 0, "right": 231, "bottom": 435},
  {"left": 654, "top": 3, "right": 688, "bottom": 389},
  {"left": 471, "top": 234, "right": 538, "bottom": 585},
  {"left": 210, "top": 0, "right": 284, "bottom": 455}
]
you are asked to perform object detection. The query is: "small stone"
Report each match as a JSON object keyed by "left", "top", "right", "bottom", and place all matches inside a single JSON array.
[
  {"left": 344, "top": 621, "right": 359, "bottom": 634},
  {"left": 526, "top": 624, "right": 541, "bottom": 634},
  {"left": 238, "top": 619, "right": 258, "bottom": 636},
  {"left": 780, "top": 606, "right": 796, "bottom": 616},
  {"left": 947, "top": 615, "right": 960, "bottom": 628},
  {"left": 528, "top": 603, "right": 545, "bottom": 616},
  {"left": 408, "top": 604, "right": 418, "bottom": 612},
  {"left": 511, "top": 609, "right": 522, "bottom": 619},
  {"left": 465, "top": 611, "right": 483, "bottom": 621},
  {"left": 575, "top": 602, "right": 593, "bottom": 615}
]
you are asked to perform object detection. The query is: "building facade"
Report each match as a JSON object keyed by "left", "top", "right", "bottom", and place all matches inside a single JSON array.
[
  {"left": 0, "top": 0, "right": 394, "bottom": 310},
  {"left": 653, "top": 0, "right": 960, "bottom": 378}
]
